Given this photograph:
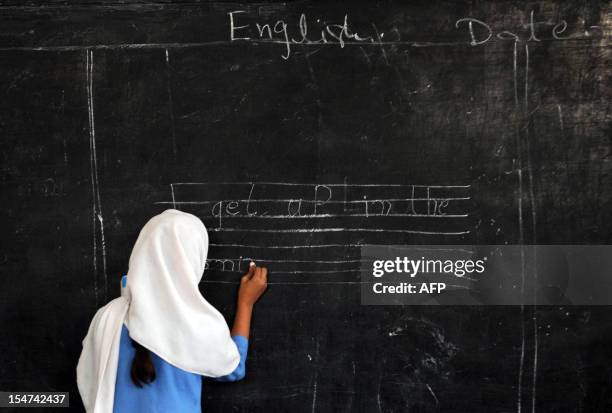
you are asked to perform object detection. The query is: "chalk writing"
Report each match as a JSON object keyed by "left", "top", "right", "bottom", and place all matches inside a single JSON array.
[
  {"left": 455, "top": 11, "right": 570, "bottom": 45},
  {"left": 229, "top": 10, "right": 581, "bottom": 60},
  {"left": 156, "top": 181, "right": 471, "bottom": 277},
  {"left": 160, "top": 182, "right": 470, "bottom": 229},
  {"left": 229, "top": 11, "right": 374, "bottom": 60}
]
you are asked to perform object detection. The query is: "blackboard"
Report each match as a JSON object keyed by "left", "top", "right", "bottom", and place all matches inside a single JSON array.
[{"left": 1, "top": 1, "right": 611, "bottom": 411}]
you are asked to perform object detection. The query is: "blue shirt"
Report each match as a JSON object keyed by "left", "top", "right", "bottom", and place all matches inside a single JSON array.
[{"left": 113, "top": 325, "right": 248, "bottom": 412}]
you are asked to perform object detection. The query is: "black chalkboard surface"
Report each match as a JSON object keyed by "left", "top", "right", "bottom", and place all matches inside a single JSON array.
[{"left": 1, "top": 1, "right": 610, "bottom": 411}]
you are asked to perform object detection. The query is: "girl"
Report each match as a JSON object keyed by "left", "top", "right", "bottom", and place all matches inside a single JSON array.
[{"left": 77, "top": 209, "right": 267, "bottom": 412}]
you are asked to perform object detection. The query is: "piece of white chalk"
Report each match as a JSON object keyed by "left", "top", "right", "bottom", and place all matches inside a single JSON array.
[{"left": 249, "top": 261, "right": 256, "bottom": 267}]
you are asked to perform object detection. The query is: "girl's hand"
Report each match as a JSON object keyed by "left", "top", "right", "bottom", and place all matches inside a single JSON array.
[
  {"left": 238, "top": 263, "right": 268, "bottom": 307},
  {"left": 231, "top": 263, "right": 267, "bottom": 338}
]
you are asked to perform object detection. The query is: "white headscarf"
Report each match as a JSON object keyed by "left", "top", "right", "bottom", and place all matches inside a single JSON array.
[{"left": 77, "top": 209, "right": 239, "bottom": 413}]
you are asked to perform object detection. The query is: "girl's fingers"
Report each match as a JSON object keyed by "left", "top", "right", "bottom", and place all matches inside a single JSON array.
[
  {"left": 247, "top": 262, "right": 257, "bottom": 278},
  {"left": 257, "top": 267, "right": 268, "bottom": 282},
  {"left": 245, "top": 264, "right": 267, "bottom": 285},
  {"left": 242, "top": 262, "right": 256, "bottom": 282}
]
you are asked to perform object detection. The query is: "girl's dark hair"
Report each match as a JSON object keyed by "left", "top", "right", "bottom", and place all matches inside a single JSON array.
[{"left": 130, "top": 339, "right": 156, "bottom": 387}]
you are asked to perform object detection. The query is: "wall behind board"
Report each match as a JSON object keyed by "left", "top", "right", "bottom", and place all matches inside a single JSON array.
[{"left": 0, "top": 1, "right": 610, "bottom": 412}]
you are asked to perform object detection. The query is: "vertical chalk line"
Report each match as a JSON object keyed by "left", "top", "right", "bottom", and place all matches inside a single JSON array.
[
  {"left": 557, "top": 105, "right": 564, "bottom": 131},
  {"left": 426, "top": 383, "right": 439, "bottom": 406},
  {"left": 376, "top": 373, "right": 382, "bottom": 412},
  {"left": 165, "top": 49, "right": 177, "bottom": 157},
  {"left": 311, "top": 373, "right": 318, "bottom": 412},
  {"left": 311, "top": 339, "right": 320, "bottom": 413},
  {"left": 170, "top": 183, "right": 177, "bottom": 209},
  {"left": 557, "top": 104, "right": 572, "bottom": 215},
  {"left": 513, "top": 40, "right": 526, "bottom": 413},
  {"left": 87, "top": 49, "right": 108, "bottom": 302},
  {"left": 524, "top": 42, "right": 539, "bottom": 413},
  {"left": 86, "top": 50, "right": 98, "bottom": 305}
]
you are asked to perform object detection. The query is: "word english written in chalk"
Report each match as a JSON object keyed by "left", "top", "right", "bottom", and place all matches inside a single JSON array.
[{"left": 228, "top": 11, "right": 375, "bottom": 60}]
